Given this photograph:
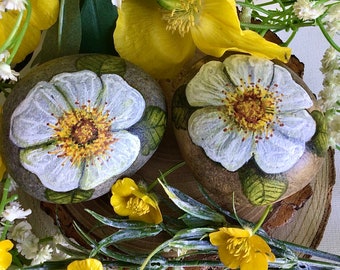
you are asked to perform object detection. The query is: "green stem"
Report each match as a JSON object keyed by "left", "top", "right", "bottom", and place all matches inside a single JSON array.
[
  {"left": 282, "top": 29, "right": 298, "bottom": 47},
  {"left": 147, "top": 161, "right": 185, "bottom": 192},
  {"left": 58, "top": 0, "right": 66, "bottom": 54},
  {"left": 316, "top": 17, "right": 340, "bottom": 52},
  {"left": 0, "top": 11, "right": 24, "bottom": 55},
  {"left": 6, "top": 0, "right": 32, "bottom": 64},
  {"left": 252, "top": 204, "right": 272, "bottom": 233}
]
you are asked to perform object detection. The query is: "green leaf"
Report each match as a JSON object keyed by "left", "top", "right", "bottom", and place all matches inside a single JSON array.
[
  {"left": 172, "top": 85, "right": 196, "bottom": 130},
  {"left": 130, "top": 106, "right": 167, "bottom": 156},
  {"left": 90, "top": 227, "right": 163, "bottom": 257},
  {"left": 239, "top": 163, "right": 288, "bottom": 205},
  {"left": 76, "top": 54, "right": 126, "bottom": 76},
  {"left": 80, "top": 0, "right": 118, "bottom": 54},
  {"left": 85, "top": 209, "right": 162, "bottom": 229},
  {"left": 45, "top": 188, "right": 94, "bottom": 204},
  {"left": 159, "top": 181, "right": 226, "bottom": 224},
  {"left": 308, "top": 110, "right": 329, "bottom": 156},
  {"left": 169, "top": 240, "right": 215, "bottom": 251},
  {"left": 33, "top": 0, "right": 82, "bottom": 65}
]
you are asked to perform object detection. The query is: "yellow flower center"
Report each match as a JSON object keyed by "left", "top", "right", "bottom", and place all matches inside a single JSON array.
[
  {"left": 48, "top": 102, "right": 116, "bottom": 165},
  {"left": 226, "top": 237, "right": 251, "bottom": 258},
  {"left": 162, "top": 0, "right": 201, "bottom": 36},
  {"left": 223, "top": 76, "right": 282, "bottom": 140},
  {"left": 126, "top": 196, "right": 151, "bottom": 216}
]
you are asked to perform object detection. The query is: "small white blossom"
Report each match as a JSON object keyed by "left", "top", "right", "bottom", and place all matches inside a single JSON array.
[
  {"left": 16, "top": 233, "right": 39, "bottom": 259},
  {"left": 323, "top": 3, "right": 340, "bottom": 35},
  {"left": 293, "top": 0, "right": 326, "bottom": 20},
  {"left": 1, "top": 201, "right": 32, "bottom": 222},
  {"left": 0, "top": 50, "right": 10, "bottom": 62},
  {"left": 2, "top": 0, "right": 27, "bottom": 11},
  {"left": 111, "top": 0, "right": 122, "bottom": 8},
  {"left": 31, "top": 244, "right": 53, "bottom": 266},
  {"left": 0, "top": 3, "right": 5, "bottom": 19},
  {"left": 0, "top": 62, "right": 20, "bottom": 81},
  {"left": 320, "top": 47, "right": 340, "bottom": 74},
  {"left": 7, "top": 220, "right": 32, "bottom": 242},
  {"left": 328, "top": 114, "right": 340, "bottom": 148}
]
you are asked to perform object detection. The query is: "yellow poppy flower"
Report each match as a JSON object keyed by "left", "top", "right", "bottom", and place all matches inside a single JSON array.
[
  {"left": 110, "top": 177, "right": 163, "bottom": 224},
  {"left": 67, "top": 258, "right": 103, "bottom": 270},
  {"left": 209, "top": 227, "right": 275, "bottom": 270},
  {"left": 0, "top": 0, "right": 59, "bottom": 64},
  {"left": 113, "top": 0, "right": 291, "bottom": 79},
  {"left": 0, "top": 239, "right": 14, "bottom": 270}
]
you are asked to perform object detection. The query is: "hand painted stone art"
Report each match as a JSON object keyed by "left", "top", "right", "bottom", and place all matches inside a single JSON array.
[
  {"left": 2, "top": 54, "right": 167, "bottom": 204},
  {"left": 172, "top": 54, "right": 328, "bottom": 207}
]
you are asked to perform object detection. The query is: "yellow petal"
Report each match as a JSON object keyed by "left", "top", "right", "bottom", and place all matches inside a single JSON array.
[
  {"left": 241, "top": 252, "right": 269, "bottom": 270},
  {"left": 113, "top": 0, "right": 196, "bottom": 78},
  {"left": 67, "top": 258, "right": 103, "bottom": 270},
  {"left": 30, "top": 0, "right": 59, "bottom": 30},
  {"left": 111, "top": 178, "right": 137, "bottom": 197},
  {"left": 191, "top": 0, "right": 291, "bottom": 63},
  {"left": 0, "top": 240, "right": 13, "bottom": 270}
]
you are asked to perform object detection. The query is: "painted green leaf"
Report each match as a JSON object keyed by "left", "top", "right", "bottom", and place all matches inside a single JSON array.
[
  {"left": 130, "top": 106, "right": 167, "bottom": 156},
  {"left": 308, "top": 110, "right": 329, "bottom": 156},
  {"left": 80, "top": 0, "right": 118, "bottom": 55},
  {"left": 172, "top": 85, "right": 197, "bottom": 130},
  {"left": 76, "top": 55, "right": 126, "bottom": 76},
  {"left": 45, "top": 188, "right": 94, "bottom": 204},
  {"left": 33, "top": 0, "right": 82, "bottom": 65},
  {"left": 239, "top": 163, "right": 288, "bottom": 205}
]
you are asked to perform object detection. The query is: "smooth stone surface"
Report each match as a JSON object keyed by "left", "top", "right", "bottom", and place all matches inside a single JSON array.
[{"left": 2, "top": 54, "right": 167, "bottom": 203}]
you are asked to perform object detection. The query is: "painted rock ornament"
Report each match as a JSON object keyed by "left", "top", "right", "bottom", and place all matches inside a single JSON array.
[
  {"left": 2, "top": 54, "right": 167, "bottom": 204},
  {"left": 172, "top": 54, "right": 327, "bottom": 209}
]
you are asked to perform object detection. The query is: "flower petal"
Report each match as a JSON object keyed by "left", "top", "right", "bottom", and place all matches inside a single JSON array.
[
  {"left": 241, "top": 252, "right": 269, "bottom": 270},
  {"left": 255, "top": 131, "right": 306, "bottom": 173},
  {"left": 186, "top": 61, "right": 232, "bottom": 107},
  {"left": 30, "top": 0, "right": 59, "bottom": 30},
  {"left": 50, "top": 71, "right": 103, "bottom": 108},
  {"left": 20, "top": 144, "right": 81, "bottom": 192},
  {"left": 223, "top": 54, "right": 274, "bottom": 88},
  {"left": 272, "top": 65, "right": 314, "bottom": 111},
  {"left": 100, "top": 74, "right": 145, "bottom": 130},
  {"left": 188, "top": 107, "right": 252, "bottom": 171},
  {"left": 111, "top": 177, "right": 138, "bottom": 197},
  {"left": 10, "top": 82, "right": 71, "bottom": 147},
  {"left": 79, "top": 131, "right": 140, "bottom": 190},
  {"left": 190, "top": 0, "right": 291, "bottom": 63},
  {"left": 276, "top": 110, "right": 316, "bottom": 141},
  {"left": 113, "top": 0, "right": 196, "bottom": 78}
]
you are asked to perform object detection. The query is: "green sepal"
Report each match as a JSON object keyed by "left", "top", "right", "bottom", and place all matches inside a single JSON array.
[
  {"left": 239, "top": 162, "right": 288, "bottom": 205},
  {"left": 129, "top": 106, "right": 167, "bottom": 156},
  {"left": 157, "top": 0, "right": 182, "bottom": 10},
  {"left": 308, "top": 110, "right": 329, "bottom": 156},
  {"left": 80, "top": 0, "right": 118, "bottom": 55},
  {"left": 159, "top": 180, "right": 226, "bottom": 224},
  {"left": 172, "top": 85, "right": 197, "bottom": 130},
  {"left": 45, "top": 188, "right": 94, "bottom": 204},
  {"left": 76, "top": 54, "right": 126, "bottom": 76},
  {"left": 32, "top": 0, "right": 82, "bottom": 65}
]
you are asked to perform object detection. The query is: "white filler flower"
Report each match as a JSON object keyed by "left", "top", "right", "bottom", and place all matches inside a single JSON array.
[
  {"left": 10, "top": 70, "right": 145, "bottom": 191},
  {"left": 186, "top": 54, "right": 316, "bottom": 174}
]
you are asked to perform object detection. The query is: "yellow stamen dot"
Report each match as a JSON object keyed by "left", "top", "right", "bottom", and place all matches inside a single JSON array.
[
  {"left": 163, "top": 0, "right": 201, "bottom": 37},
  {"left": 48, "top": 103, "right": 116, "bottom": 166},
  {"left": 126, "top": 197, "right": 151, "bottom": 216},
  {"left": 223, "top": 79, "right": 281, "bottom": 139}
]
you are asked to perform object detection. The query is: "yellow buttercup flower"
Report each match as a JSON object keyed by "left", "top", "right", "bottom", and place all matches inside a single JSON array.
[
  {"left": 209, "top": 227, "right": 275, "bottom": 270},
  {"left": 0, "top": 240, "right": 14, "bottom": 270},
  {"left": 0, "top": 0, "right": 59, "bottom": 64},
  {"left": 113, "top": 0, "right": 291, "bottom": 78},
  {"left": 67, "top": 258, "right": 103, "bottom": 270},
  {"left": 110, "top": 177, "right": 163, "bottom": 224}
]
